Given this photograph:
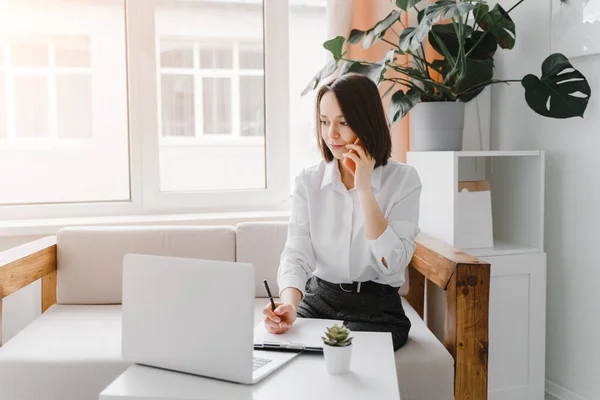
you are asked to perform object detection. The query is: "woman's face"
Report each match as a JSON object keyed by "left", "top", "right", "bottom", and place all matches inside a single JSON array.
[{"left": 319, "top": 91, "right": 358, "bottom": 160}]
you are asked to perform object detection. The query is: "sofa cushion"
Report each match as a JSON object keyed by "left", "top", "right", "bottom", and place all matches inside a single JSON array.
[
  {"left": 0, "top": 304, "right": 129, "bottom": 400},
  {"left": 395, "top": 298, "right": 454, "bottom": 400},
  {"left": 57, "top": 226, "right": 236, "bottom": 304}
]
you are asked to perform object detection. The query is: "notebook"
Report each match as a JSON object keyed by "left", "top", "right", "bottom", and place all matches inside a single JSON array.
[{"left": 253, "top": 317, "right": 344, "bottom": 353}]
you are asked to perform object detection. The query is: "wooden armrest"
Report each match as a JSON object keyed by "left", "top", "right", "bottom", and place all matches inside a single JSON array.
[
  {"left": 0, "top": 236, "right": 57, "bottom": 347},
  {"left": 0, "top": 236, "right": 57, "bottom": 300},
  {"left": 412, "top": 233, "right": 486, "bottom": 289},
  {"left": 405, "top": 232, "right": 491, "bottom": 400}
]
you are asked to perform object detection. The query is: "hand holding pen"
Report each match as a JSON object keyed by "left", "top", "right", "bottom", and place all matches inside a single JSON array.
[{"left": 262, "top": 279, "right": 297, "bottom": 334}]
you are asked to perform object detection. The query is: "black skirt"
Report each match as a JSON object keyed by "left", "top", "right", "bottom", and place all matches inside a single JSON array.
[{"left": 296, "top": 276, "right": 411, "bottom": 351}]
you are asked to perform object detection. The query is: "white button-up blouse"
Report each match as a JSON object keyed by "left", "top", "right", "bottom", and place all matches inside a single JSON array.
[{"left": 277, "top": 158, "right": 422, "bottom": 297}]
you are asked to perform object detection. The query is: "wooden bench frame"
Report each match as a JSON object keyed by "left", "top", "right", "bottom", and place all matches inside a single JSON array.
[{"left": 0, "top": 233, "right": 490, "bottom": 400}]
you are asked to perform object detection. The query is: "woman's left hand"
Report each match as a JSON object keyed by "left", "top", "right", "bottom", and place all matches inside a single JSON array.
[{"left": 343, "top": 143, "right": 376, "bottom": 192}]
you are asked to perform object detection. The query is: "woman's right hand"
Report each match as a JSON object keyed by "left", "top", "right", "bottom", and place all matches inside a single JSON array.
[{"left": 262, "top": 302, "right": 297, "bottom": 334}]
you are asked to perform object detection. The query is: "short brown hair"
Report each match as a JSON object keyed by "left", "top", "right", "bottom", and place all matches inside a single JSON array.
[{"left": 315, "top": 73, "right": 391, "bottom": 168}]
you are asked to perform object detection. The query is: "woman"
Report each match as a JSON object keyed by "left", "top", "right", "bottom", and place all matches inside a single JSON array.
[{"left": 263, "top": 73, "right": 421, "bottom": 351}]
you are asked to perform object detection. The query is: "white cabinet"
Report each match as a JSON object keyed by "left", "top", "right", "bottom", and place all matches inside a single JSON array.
[{"left": 407, "top": 151, "right": 547, "bottom": 400}]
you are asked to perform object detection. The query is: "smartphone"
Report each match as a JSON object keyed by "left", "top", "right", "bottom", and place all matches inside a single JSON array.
[{"left": 343, "top": 138, "right": 363, "bottom": 175}]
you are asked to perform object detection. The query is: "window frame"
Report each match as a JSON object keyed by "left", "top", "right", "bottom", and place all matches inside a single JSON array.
[{"left": 0, "top": 0, "right": 291, "bottom": 220}]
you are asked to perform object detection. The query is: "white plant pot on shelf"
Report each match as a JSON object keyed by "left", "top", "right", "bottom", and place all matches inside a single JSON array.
[
  {"left": 409, "top": 101, "right": 465, "bottom": 151},
  {"left": 323, "top": 344, "right": 353, "bottom": 374}
]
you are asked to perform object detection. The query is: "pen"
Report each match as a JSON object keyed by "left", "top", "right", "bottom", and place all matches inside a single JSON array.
[{"left": 263, "top": 279, "right": 282, "bottom": 329}]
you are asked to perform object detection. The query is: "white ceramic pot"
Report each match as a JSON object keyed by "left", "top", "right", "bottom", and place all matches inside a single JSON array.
[
  {"left": 409, "top": 101, "right": 465, "bottom": 151},
  {"left": 323, "top": 344, "right": 353, "bottom": 374}
]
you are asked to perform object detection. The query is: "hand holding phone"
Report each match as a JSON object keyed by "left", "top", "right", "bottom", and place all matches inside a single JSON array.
[{"left": 343, "top": 137, "right": 363, "bottom": 175}]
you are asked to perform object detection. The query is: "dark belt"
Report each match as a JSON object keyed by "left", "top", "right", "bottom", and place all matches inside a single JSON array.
[{"left": 314, "top": 276, "right": 398, "bottom": 296}]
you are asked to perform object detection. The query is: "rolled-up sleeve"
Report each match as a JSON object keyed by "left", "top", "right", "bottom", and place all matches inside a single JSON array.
[
  {"left": 369, "top": 183, "right": 421, "bottom": 277},
  {"left": 277, "top": 170, "right": 316, "bottom": 298}
]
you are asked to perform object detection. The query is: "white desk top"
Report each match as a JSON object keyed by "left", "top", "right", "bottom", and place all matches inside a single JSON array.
[{"left": 100, "top": 332, "right": 400, "bottom": 400}]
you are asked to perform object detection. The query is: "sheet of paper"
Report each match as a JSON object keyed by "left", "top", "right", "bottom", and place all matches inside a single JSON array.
[{"left": 253, "top": 318, "right": 344, "bottom": 348}]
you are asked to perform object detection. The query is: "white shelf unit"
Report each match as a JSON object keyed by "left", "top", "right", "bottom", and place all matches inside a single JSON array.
[{"left": 407, "top": 150, "right": 547, "bottom": 400}]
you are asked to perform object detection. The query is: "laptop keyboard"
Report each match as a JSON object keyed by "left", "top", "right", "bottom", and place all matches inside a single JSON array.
[{"left": 253, "top": 356, "right": 272, "bottom": 371}]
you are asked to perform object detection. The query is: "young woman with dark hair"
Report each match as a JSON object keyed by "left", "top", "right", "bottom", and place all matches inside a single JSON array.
[{"left": 262, "top": 73, "right": 422, "bottom": 351}]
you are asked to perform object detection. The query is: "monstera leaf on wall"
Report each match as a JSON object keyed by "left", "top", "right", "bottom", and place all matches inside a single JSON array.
[{"left": 522, "top": 53, "right": 591, "bottom": 119}]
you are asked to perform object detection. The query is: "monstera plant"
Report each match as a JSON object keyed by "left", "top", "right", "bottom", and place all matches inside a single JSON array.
[{"left": 302, "top": 0, "right": 592, "bottom": 125}]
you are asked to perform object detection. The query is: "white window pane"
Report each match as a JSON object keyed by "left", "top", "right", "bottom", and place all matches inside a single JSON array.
[
  {"left": 199, "top": 43, "right": 232, "bottom": 69},
  {"left": 55, "top": 36, "right": 91, "bottom": 68},
  {"left": 155, "top": 1, "right": 265, "bottom": 192},
  {"left": 160, "top": 40, "right": 193, "bottom": 68},
  {"left": 240, "top": 75, "right": 264, "bottom": 137},
  {"left": 239, "top": 42, "right": 263, "bottom": 70},
  {"left": 11, "top": 39, "right": 49, "bottom": 67},
  {"left": 14, "top": 76, "right": 49, "bottom": 137},
  {"left": 0, "top": 1, "right": 130, "bottom": 205},
  {"left": 202, "top": 77, "right": 231, "bottom": 134},
  {"left": 57, "top": 74, "right": 92, "bottom": 138},
  {"left": 288, "top": 2, "right": 327, "bottom": 192},
  {"left": 161, "top": 74, "right": 194, "bottom": 137}
]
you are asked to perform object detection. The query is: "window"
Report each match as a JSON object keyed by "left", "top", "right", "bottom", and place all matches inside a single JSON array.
[
  {"left": 152, "top": 3, "right": 271, "bottom": 194},
  {"left": 0, "top": 0, "right": 325, "bottom": 221},
  {"left": 0, "top": 1, "right": 130, "bottom": 208}
]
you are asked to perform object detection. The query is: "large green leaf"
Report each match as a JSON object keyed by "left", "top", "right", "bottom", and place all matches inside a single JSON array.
[
  {"left": 301, "top": 57, "right": 338, "bottom": 96},
  {"left": 388, "top": 89, "right": 421, "bottom": 124},
  {"left": 348, "top": 29, "right": 365, "bottom": 44},
  {"left": 340, "top": 61, "right": 384, "bottom": 83},
  {"left": 428, "top": 24, "right": 472, "bottom": 56},
  {"left": 456, "top": 58, "right": 494, "bottom": 102},
  {"left": 474, "top": 4, "right": 515, "bottom": 49},
  {"left": 395, "top": 0, "right": 421, "bottom": 11},
  {"left": 399, "top": 16, "right": 433, "bottom": 52},
  {"left": 431, "top": 59, "right": 450, "bottom": 75},
  {"left": 362, "top": 11, "right": 401, "bottom": 50},
  {"left": 428, "top": 25, "right": 497, "bottom": 59},
  {"left": 323, "top": 36, "right": 345, "bottom": 62},
  {"left": 377, "top": 49, "right": 398, "bottom": 82},
  {"left": 425, "top": 0, "right": 475, "bottom": 23},
  {"left": 417, "top": 8, "right": 425, "bottom": 24},
  {"left": 521, "top": 53, "right": 591, "bottom": 118},
  {"left": 466, "top": 31, "right": 498, "bottom": 60},
  {"left": 373, "top": 10, "right": 401, "bottom": 36}
]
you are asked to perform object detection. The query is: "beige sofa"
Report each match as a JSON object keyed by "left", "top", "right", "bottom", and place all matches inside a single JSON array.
[{"left": 0, "top": 222, "right": 490, "bottom": 400}]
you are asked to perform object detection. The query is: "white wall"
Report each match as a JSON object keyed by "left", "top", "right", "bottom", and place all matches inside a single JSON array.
[{"left": 491, "top": 1, "right": 599, "bottom": 399}]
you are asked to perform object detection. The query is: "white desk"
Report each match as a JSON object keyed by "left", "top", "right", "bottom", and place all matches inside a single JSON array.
[{"left": 100, "top": 332, "right": 400, "bottom": 400}]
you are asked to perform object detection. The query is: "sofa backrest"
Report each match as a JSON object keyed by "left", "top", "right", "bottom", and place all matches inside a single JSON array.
[
  {"left": 56, "top": 226, "right": 236, "bottom": 304},
  {"left": 236, "top": 221, "right": 288, "bottom": 298},
  {"left": 56, "top": 222, "right": 409, "bottom": 304},
  {"left": 236, "top": 221, "right": 410, "bottom": 297}
]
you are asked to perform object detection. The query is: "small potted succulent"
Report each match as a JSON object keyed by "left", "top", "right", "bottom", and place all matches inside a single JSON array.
[{"left": 322, "top": 324, "right": 354, "bottom": 374}]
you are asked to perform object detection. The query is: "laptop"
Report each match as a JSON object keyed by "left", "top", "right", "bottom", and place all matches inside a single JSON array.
[{"left": 121, "top": 253, "right": 300, "bottom": 384}]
